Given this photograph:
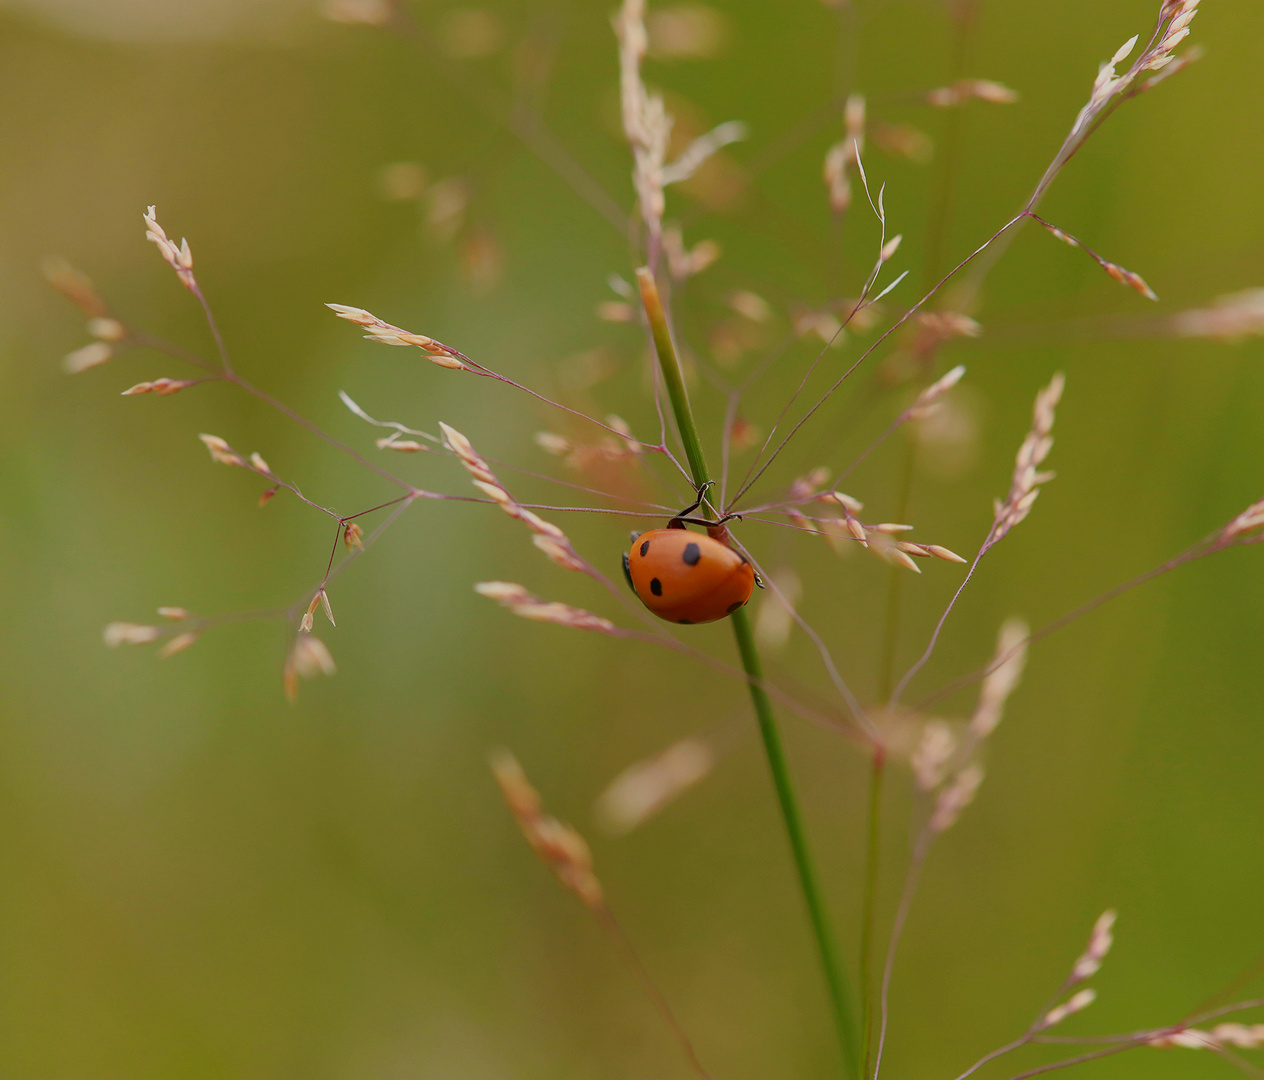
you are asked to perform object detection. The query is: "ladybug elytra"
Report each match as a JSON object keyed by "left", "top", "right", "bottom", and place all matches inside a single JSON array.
[{"left": 621, "top": 484, "right": 756, "bottom": 624}]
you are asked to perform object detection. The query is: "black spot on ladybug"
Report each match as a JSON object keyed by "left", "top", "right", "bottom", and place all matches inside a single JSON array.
[
  {"left": 678, "top": 618, "right": 693, "bottom": 624},
  {"left": 650, "top": 577, "right": 663, "bottom": 596},
  {"left": 621, "top": 552, "right": 634, "bottom": 591},
  {"left": 727, "top": 600, "right": 744, "bottom": 613},
  {"left": 640, "top": 539, "right": 650, "bottom": 557},
  {"left": 682, "top": 542, "right": 701, "bottom": 566}
]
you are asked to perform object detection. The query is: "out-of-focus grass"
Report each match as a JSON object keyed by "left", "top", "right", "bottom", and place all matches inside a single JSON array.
[{"left": 0, "top": 1, "right": 1261, "bottom": 1076}]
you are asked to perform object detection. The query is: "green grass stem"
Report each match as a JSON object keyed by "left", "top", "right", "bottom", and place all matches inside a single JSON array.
[{"left": 636, "top": 267, "right": 860, "bottom": 1080}]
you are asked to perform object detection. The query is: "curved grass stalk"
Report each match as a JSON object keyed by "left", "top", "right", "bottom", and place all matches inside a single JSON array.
[{"left": 637, "top": 267, "right": 861, "bottom": 1079}]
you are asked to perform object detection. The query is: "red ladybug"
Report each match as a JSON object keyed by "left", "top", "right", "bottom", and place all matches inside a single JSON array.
[{"left": 621, "top": 485, "right": 757, "bottom": 624}]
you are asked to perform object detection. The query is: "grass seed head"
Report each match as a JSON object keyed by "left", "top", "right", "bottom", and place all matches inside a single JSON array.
[
  {"left": 64, "top": 342, "right": 114, "bottom": 374},
  {"left": 1071, "top": 909, "right": 1117, "bottom": 982},
  {"left": 929, "top": 763, "right": 985, "bottom": 832},
  {"left": 143, "top": 206, "right": 196, "bottom": 291},
  {"left": 283, "top": 635, "right": 336, "bottom": 701},
  {"left": 159, "top": 631, "right": 200, "bottom": 658},
  {"left": 987, "top": 373, "right": 1064, "bottom": 547},
  {"left": 43, "top": 258, "right": 108, "bottom": 318},
  {"left": 122, "top": 378, "right": 198, "bottom": 396},
  {"left": 971, "top": 617, "right": 1029, "bottom": 738},
  {"left": 1040, "top": 989, "right": 1098, "bottom": 1031},
  {"left": 103, "top": 622, "right": 160, "bottom": 647},
  {"left": 595, "top": 737, "right": 716, "bottom": 835},
  {"left": 475, "top": 582, "right": 616, "bottom": 633},
  {"left": 491, "top": 750, "right": 603, "bottom": 908}
]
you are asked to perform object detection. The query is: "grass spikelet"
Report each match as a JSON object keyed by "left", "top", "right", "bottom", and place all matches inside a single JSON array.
[
  {"left": 63, "top": 342, "right": 114, "bottom": 374},
  {"left": 121, "top": 378, "right": 199, "bottom": 396},
  {"left": 594, "top": 737, "right": 715, "bottom": 835},
  {"left": 441, "top": 423, "right": 588, "bottom": 572},
  {"left": 474, "top": 582, "right": 616, "bottom": 633},
  {"left": 198, "top": 433, "right": 247, "bottom": 468},
  {"left": 159, "top": 631, "right": 200, "bottom": 658},
  {"left": 1039, "top": 989, "right": 1098, "bottom": 1030},
  {"left": 491, "top": 750, "right": 603, "bottom": 909},
  {"left": 283, "top": 635, "right": 336, "bottom": 702},
  {"left": 103, "top": 622, "right": 160, "bottom": 647},
  {"left": 986, "top": 373, "right": 1064, "bottom": 549},
  {"left": 970, "top": 617, "right": 1029, "bottom": 737},
  {"left": 143, "top": 206, "right": 196, "bottom": 291},
  {"left": 1070, "top": 909, "right": 1117, "bottom": 982},
  {"left": 326, "top": 303, "right": 466, "bottom": 368},
  {"left": 43, "top": 258, "right": 108, "bottom": 318},
  {"left": 928, "top": 762, "right": 984, "bottom": 832}
]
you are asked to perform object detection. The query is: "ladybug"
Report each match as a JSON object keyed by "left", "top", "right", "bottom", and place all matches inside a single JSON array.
[{"left": 622, "top": 484, "right": 758, "bottom": 625}]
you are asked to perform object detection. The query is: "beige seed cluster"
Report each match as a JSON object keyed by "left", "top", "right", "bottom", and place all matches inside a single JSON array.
[
  {"left": 491, "top": 751, "right": 603, "bottom": 909},
  {"left": 1071, "top": 1, "right": 1201, "bottom": 141},
  {"left": 1036, "top": 218, "right": 1157, "bottom": 301},
  {"left": 1172, "top": 288, "right": 1264, "bottom": 341},
  {"left": 614, "top": 0, "right": 670, "bottom": 241},
  {"left": 928, "top": 763, "right": 984, "bottom": 833},
  {"left": 1219, "top": 497, "right": 1264, "bottom": 543},
  {"left": 121, "top": 378, "right": 198, "bottom": 396},
  {"left": 283, "top": 635, "right": 336, "bottom": 702},
  {"left": 1150, "top": 1024, "right": 1264, "bottom": 1051},
  {"left": 986, "top": 373, "right": 1064, "bottom": 549},
  {"left": 1070, "top": 909, "right": 1117, "bottom": 982},
  {"left": 441, "top": 423, "right": 587, "bottom": 573},
  {"left": 143, "top": 206, "right": 196, "bottom": 292},
  {"left": 1039, "top": 989, "right": 1098, "bottom": 1031},
  {"left": 594, "top": 737, "right": 715, "bottom": 835},
  {"left": 326, "top": 304, "right": 466, "bottom": 370},
  {"left": 906, "top": 363, "right": 968, "bottom": 422},
  {"left": 925, "top": 79, "right": 1019, "bottom": 107},
  {"left": 474, "top": 582, "right": 615, "bottom": 633},
  {"left": 971, "top": 618, "right": 1028, "bottom": 738},
  {"left": 103, "top": 622, "right": 161, "bottom": 647},
  {"left": 913, "top": 616, "right": 1029, "bottom": 825}
]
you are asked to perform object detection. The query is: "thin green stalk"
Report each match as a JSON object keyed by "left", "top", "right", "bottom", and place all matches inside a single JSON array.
[
  {"left": 637, "top": 267, "right": 860, "bottom": 1080},
  {"left": 859, "top": 749, "right": 886, "bottom": 1074}
]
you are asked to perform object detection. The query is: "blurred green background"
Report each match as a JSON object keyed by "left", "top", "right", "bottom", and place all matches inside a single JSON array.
[{"left": 1, "top": 0, "right": 1262, "bottom": 1076}]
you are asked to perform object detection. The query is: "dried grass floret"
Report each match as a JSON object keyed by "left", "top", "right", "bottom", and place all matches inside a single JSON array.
[
  {"left": 121, "top": 378, "right": 199, "bottom": 396},
  {"left": 441, "top": 423, "right": 587, "bottom": 572},
  {"left": 63, "top": 342, "right": 115, "bottom": 374},
  {"left": 283, "top": 635, "right": 336, "bottom": 702},
  {"left": 1172, "top": 288, "right": 1264, "bottom": 341},
  {"left": 595, "top": 737, "right": 715, "bottom": 835},
  {"left": 475, "top": 582, "right": 616, "bottom": 633},
  {"left": 143, "top": 206, "right": 195, "bottom": 292},
  {"left": 492, "top": 751, "right": 603, "bottom": 908},
  {"left": 103, "top": 622, "right": 160, "bottom": 647},
  {"left": 925, "top": 79, "right": 1019, "bottom": 107},
  {"left": 326, "top": 304, "right": 466, "bottom": 368},
  {"left": 1150, "top": 1024, "right": 1264, "bottom": 1050},
  {"left": 1070, "top": 909, "right": 1117, "bottom": 982},
  {"left": 1039, "top": 989, "right": 1098, "bottom": 1031},
  {"left": 986, "top": 373, "right": 1064, "bottom": 549},
  {"left": 970, "top": 618, "right": 1028, "bottom": 738}
]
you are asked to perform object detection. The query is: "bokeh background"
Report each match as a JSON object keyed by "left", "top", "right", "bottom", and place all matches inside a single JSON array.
[{"left": 1, "top": 0, "right": 1262, "bottom": 1076}]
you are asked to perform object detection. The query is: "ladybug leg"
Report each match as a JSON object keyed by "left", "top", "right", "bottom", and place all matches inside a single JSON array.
[
  {"left": 667, "top": 480, "right": 715, "bottom": 529},
  {"left": 621, "top": 551, "right": 635, "bottom": 592}
]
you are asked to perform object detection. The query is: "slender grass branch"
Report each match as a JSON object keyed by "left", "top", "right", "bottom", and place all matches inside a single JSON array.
[{"left": 637, "top": 267, "right": 860, "bottom": 1080}]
